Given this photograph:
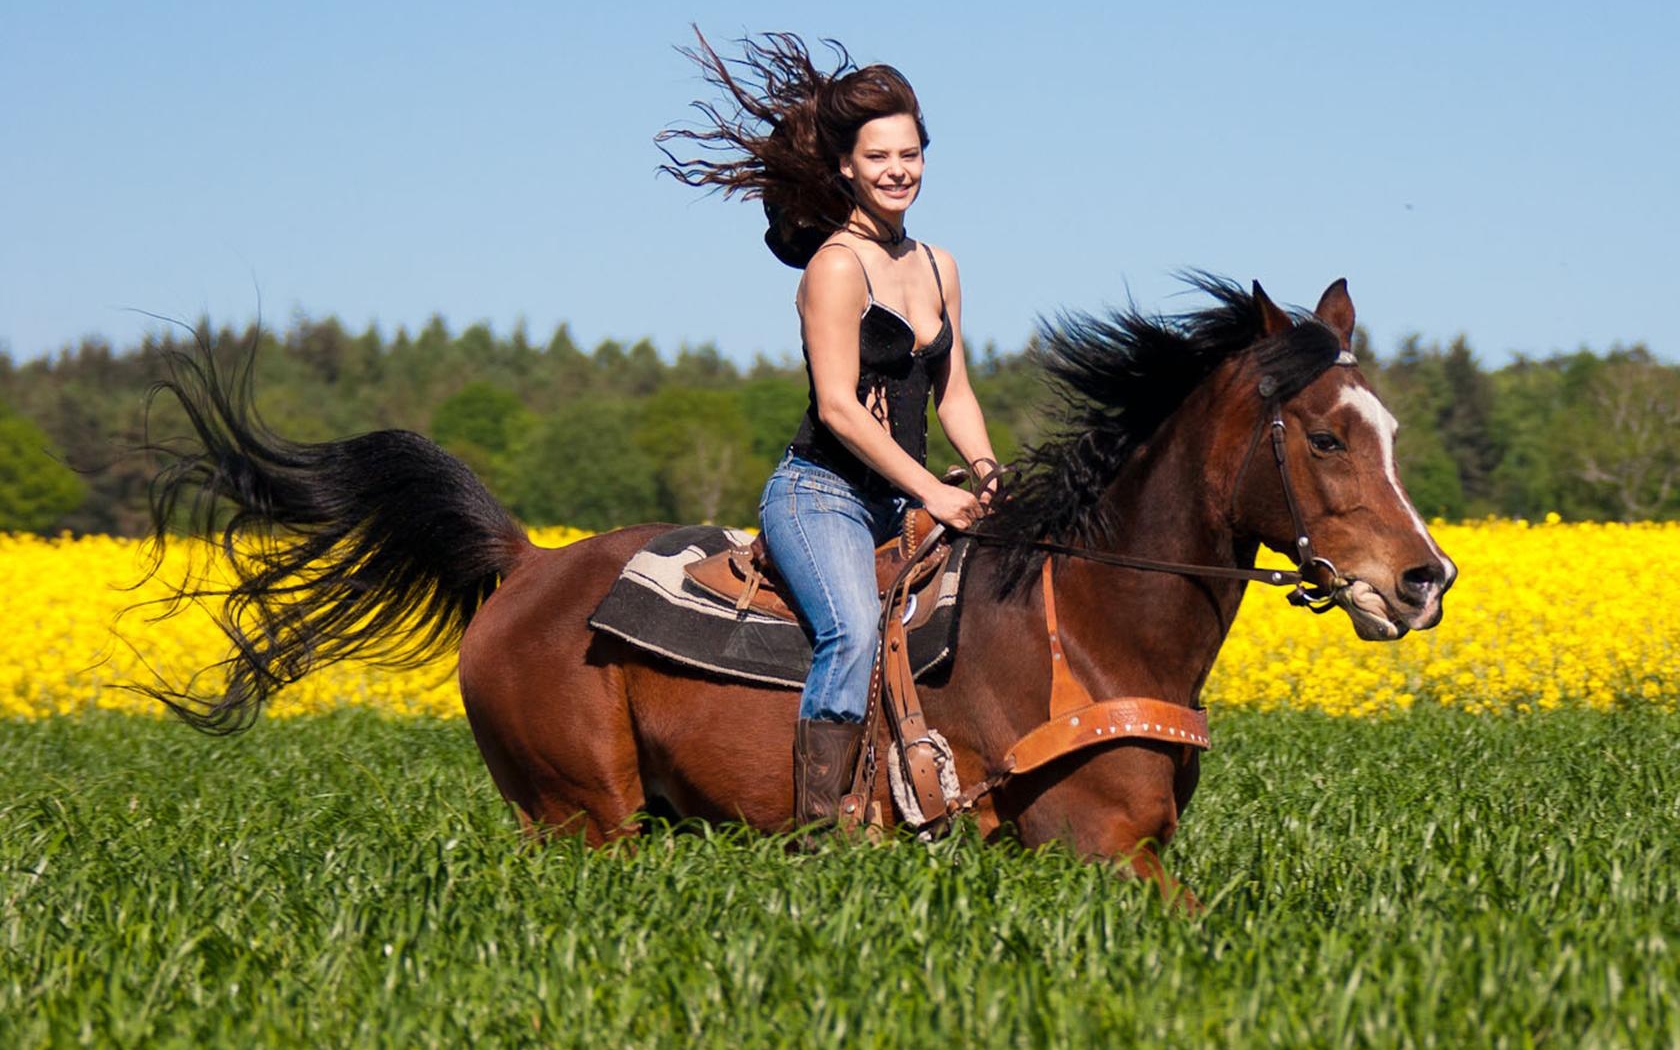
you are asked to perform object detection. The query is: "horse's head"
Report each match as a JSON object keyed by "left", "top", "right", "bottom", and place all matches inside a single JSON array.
[
  {"left": 984, "top": 275, "right": 1457, "bottom": 639},
  {"left": 1226, "top": 280, "right": 1456, "bottom": 640}
]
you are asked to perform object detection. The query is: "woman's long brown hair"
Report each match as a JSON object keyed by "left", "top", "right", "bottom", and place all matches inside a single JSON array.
[{"left": 656, "top": 28, "right": 928, "bottom": 266}]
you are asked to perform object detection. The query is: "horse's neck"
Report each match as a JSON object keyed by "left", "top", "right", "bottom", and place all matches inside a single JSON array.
[{"left": 1052, "top": 411, "right": 1253, "bottom": 706}]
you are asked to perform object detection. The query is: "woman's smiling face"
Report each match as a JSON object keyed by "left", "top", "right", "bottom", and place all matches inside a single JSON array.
[{"left": 839, "top": 113, "right": 924, "bottom": 220}]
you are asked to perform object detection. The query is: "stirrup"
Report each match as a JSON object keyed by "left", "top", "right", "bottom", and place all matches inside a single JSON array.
[{"left": 886, "top": 729, "right": 959, "bottom": 833}]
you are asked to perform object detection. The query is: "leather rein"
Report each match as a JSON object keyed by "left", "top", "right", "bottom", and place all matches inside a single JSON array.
[{"left": 867, "top": 408, "right": 1354, "bottom": 831}]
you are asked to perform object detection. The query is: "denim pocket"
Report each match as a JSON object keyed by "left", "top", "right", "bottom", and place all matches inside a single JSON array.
[{"left": 799, "top": 484, "right": 850, "bottom": 516}]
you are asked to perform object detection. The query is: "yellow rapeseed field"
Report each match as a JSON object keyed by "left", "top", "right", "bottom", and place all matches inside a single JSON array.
[{"left": 2, "top": 519, "right": 1674, "bottom": 721}]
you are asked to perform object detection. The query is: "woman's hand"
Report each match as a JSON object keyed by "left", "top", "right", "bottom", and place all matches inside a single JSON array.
[
  {"left": 922, "top": 484, "right": 984, "bottom": 531},
  {"left": 969, "top": 457, "right": 1005, "bottom": 506}
]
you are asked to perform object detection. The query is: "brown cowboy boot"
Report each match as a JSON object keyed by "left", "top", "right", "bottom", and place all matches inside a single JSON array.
[{"left": 792, "top": 719, "right": 865, "bottom": 848}]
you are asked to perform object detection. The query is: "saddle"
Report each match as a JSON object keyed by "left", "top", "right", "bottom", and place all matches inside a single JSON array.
[
  {"left": 682, "top": 506, "right": 952, "bottom": 630},
  {"left": 683, "top": 475, "right": 967, "bottom": 832}
]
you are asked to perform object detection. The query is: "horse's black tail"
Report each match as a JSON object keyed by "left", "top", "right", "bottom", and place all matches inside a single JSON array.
[{"left": 133, "top": 332, "right": 532, "bottom": 734}]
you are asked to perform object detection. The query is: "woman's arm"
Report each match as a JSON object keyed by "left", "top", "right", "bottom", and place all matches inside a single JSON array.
[
  {"left": 926, "top": 249, "right": 1002, "bottom": 500},
  {"left": 800, "top": 247, "right": 981, "bottom": 526}
]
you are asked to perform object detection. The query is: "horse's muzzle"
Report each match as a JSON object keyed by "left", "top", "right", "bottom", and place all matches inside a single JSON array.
[{"left": 1394, "top": 553, "right": 1457, "bottom": 631}]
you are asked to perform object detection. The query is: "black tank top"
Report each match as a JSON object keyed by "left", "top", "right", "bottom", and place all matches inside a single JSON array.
[{"left": 788, "top": 242, "right": 953, "bottom": 495}]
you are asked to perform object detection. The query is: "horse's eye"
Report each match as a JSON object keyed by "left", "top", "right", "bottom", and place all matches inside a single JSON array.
[{"left": 1308, "top": 431, "right": 1345, "bottom": 453}]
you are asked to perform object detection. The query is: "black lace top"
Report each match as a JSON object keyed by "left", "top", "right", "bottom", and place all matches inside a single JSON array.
[{"left": 788, "top": 242, "right": 953, "bottom": 496}]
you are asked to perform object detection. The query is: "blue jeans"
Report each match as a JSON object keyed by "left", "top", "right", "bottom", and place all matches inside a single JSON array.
[{"left": 759, "top": 451, "right": 908, "bottom": 723}]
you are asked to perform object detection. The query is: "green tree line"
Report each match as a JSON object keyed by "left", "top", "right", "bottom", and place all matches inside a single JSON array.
[{"left": 1, "top": 315, "right": 1675, "bottom": 534}]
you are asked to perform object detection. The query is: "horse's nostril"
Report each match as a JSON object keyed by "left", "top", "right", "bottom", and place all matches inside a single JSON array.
[{"left": 1398, "top": 564, "right": 1445, "bottom": 605}]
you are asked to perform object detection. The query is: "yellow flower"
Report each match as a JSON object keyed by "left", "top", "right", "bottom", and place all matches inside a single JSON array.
[{"left": 4, "top": 519, "right": 1677, "bottom": 720}]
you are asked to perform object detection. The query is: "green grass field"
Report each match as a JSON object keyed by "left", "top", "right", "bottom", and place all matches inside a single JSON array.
[{"left": 3, "top": 709, "right": 1677, "bottom": 1049}]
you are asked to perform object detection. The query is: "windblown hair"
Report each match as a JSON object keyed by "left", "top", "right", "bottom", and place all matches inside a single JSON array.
[
  {"left": 981, "top": 274, "right": 1344, "bottom": 594},
  {"left": 655, "top": 28, "right": 929, "bottom": 266},
  {"left": 130, "top": 331, "right": 527, "bottom": 733}
]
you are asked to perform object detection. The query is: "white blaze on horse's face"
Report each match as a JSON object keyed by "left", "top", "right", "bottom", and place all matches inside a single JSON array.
[
  {"left": 1314, "top": 375, "right": 1457, "bottom": 639},
  {"left": 1336, "top": 385, "right": 1433, "bottom": 551}
]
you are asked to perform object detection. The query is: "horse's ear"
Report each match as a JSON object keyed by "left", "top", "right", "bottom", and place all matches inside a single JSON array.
[
  {"left": 1314, "top": 278, "right": 1356, "bottom": 347},
  {"left": 1253, "top": 281, "right": 1293, "bottom": 337}
]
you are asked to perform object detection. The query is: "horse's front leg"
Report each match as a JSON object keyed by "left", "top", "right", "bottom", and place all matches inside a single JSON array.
[
  {"left": 1123, "top": 840, "right": 1200, "bottom": 913},
  {"left": 1006, "top": 742, "right": 1201, "bottom": 911}
]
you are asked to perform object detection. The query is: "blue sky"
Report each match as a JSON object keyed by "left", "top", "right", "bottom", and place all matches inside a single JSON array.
[{"left": 3, "top": 1, "right": 1675, "bottom": 368}]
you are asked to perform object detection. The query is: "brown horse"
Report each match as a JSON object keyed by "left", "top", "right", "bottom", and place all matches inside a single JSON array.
[{"left": 141, "top": 276, "right": 1453, "bottom": 904}]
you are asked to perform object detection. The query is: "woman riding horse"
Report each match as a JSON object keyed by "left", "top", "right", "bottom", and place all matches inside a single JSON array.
[
  {"left": 657, "top": 32, "right": 1001, "bottom": 839},
  {"left": 135, "top": 266, "right": 1454, "bottom": 906}
]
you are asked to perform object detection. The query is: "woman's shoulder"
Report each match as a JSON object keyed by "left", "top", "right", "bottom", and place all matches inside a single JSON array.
[
  {"left": 806, "top": 241, "right": 870, "bottom": 283},
  {"left": 914, "top": 241, "right": 960, "bottom": 296},
  {"left": 798, "top": 239, "right": 870, "bottom": 309},
  {"left": 915, "top": 240, "right": 960, "bottom": 277}
]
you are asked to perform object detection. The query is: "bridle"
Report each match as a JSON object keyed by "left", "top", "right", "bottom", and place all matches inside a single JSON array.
[
  {"left": 1240, "top": 407, "right": 1353, "bottom": 612},
  {"left": 958, "top": 393, "right": 1353, "bottom": 613}
]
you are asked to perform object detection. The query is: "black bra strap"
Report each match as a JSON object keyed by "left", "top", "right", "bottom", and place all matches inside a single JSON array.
[{"left": 920, "top": 242, "right": 947, "bottom": 318}]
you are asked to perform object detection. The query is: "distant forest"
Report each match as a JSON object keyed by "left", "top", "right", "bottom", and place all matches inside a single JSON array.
[{"left": 1, "top": 312, "right": 1676, "bottom": 534}]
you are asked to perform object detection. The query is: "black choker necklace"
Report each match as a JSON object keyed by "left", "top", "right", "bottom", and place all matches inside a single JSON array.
[{"left": 848, "top": 220, "right": 907, "bottom": 247}]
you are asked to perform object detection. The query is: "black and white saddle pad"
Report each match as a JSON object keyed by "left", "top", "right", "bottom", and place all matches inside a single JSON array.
[{"left": 587, "top": 524, "right": 970, "bottom": 689}]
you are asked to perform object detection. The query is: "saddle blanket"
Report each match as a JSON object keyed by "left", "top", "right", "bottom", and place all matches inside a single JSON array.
[{"left": 588, "top": 524, "right": 971, "bottom": 689}]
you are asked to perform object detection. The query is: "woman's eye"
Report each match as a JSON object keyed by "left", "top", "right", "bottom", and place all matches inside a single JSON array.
[{"left": 1309, "top": 432, "right": 1345, "bottom": 453}]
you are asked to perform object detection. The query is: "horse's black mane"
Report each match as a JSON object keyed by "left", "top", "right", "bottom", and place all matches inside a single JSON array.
[{"left": 980, "top": 273, "right": 1343, "bottom": 595}]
